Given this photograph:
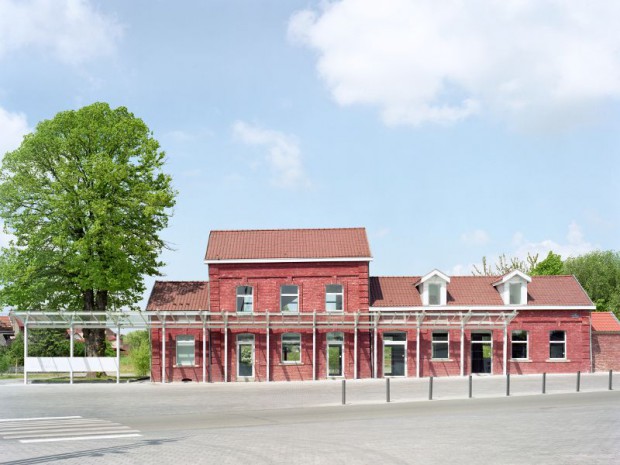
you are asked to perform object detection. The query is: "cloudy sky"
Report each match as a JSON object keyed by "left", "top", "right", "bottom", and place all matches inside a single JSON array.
[{"left": 0, "top": 0, "right": 619, "bottom": 306}]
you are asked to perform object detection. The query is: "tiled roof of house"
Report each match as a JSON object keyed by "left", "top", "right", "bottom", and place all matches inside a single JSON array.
[
  {"left": 591, "top": 312, "right": 620, "bottom": 332},
  {"left": 370, "top": 275, "right": 594, "bottom": 307},
  {"left": 205, "top": 228, "right": 372, "bottom": 261},
  {"left": 0, "top": 316, "right": 13, "bottom": 332},
  {"left": 146, "top": 281, "right": 210, "bottom": 311}
]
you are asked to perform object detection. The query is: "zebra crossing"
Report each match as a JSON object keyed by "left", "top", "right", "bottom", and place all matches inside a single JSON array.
[{"left": 0, "top": 416, "right": 141, "bottom": 443}]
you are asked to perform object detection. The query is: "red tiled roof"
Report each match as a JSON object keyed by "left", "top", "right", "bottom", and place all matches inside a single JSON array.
[
  {"left": 0, "top": 316, "right": 13, "bottom": 331},
  {"left": 370, "top": 275, "right": 594, "bottom": 307},
  {"left": 591, "top": 312, "right": 620, "bottom": 332},
  {"left": 205, "top": 228, "right": 371, "bottom": 261},
  {"left": 146, "top": 281, "right": 210, "bottom": 311}
]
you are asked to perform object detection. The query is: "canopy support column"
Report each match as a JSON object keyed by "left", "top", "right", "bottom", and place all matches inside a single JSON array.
[
  {"left": 373, "top": 313, "right": 378, "bottom": 378},
  {"left": 416, "top": 324, "right": 421, "bottom": 378},
  {"left": 460, "top": 323, "right": 465, "bottom": 377},
  {"left": 224, "top": 313, "right": 228, "bottom": 383},
  {"left": 503, "top": 322, "right": 508, "bottom": 376},
  {"left": 266, "top": 312, "right": 270, "bottom": 383},
  {"left": 202, "top": 322, "right": 206, "bottom": 384},
  {"left": 116, "top": 324, "right": 120, "bottom": 384},
  {"left": 70, "top": 324, "right": 74, "bottom": 385},
  {"left": 312, "top": 311, "right": 316, "bottom": 381},
  {"left": 23, "top": 318, "right": 28, "bottom": 385},
  {"left": 354, "top": 312, "right": 358, "bottom": 380},
  {"left": 161, "top": 322, "right": 166, "bottom": 384}
]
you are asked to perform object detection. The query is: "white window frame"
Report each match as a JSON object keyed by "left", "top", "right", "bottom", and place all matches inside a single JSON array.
[
  {"left": 281, "top": 332, "right": 302, "bottom": 364},
  {"left": 510, "top": 330, "right": 529, "bottom": 360},
  {"left": 280, "top": 285, "right": 299, "bottom": 313},
  {"left": 428, "top": 283, "right": 441, "bottom": 306},
  {"left": 549, "top": 330, "right": 566, "bottom": 360},
  {"left": 326, "top": 331, "right": 345, "bottom": 377},
  {"left": 509, "top": 282, "right": 522, "bottom": 305},
  {"left": 236, "top": 286, "right": 253, "bottom": 314},
  {"left": 236, "top": 333, "right": 255, "bottom": 378},
  {"left": 325, "top": 284, "right": 344, "bottom": 312},
  {"left": 383, "top": 332, "right": 407, "bottom": 377},
  {"left": 431, "top": 331, "right": 450, "bottom": 360},
  {"left": 176, "top": 335, "right": 195, "bottom": 367}
]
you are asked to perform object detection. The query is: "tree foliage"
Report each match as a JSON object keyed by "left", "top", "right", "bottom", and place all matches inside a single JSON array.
[
  {"left": 125, "top": 330, "right": 150, "bottom": 377},
  {"left": 530, "top": 251, "right": 564, "bottom": 276},
  {"left": 563, "top": 250, "right": 620, "bottom": 316},
  {"left": 0, "top": 103, "right": 176, "bottom": 355}
]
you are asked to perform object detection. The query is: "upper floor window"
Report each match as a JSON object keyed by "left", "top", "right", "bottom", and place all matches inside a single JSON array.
[
  {"left": 236, "top": 286, "right": 253, "bottom": 313},
  {"left": 493, "top": 270, "right": 531, "bottom": 306},
  {"left": 326, "top": 284, "right": 343, "bottom": 312},
  {"left": 428, "top": 283, "right": 441, "bottom": 305},
  {"left": 509, "top": 283, "right": 522, "bottom": 305},
  {"left": 280, "top": 285, "right": 299, "bottom": 313}
]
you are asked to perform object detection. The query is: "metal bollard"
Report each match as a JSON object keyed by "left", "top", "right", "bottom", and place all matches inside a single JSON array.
[
  {"left": 576, "top": 371, "right": 581, "bottom": 392},
  {"left": 542, "top": 372, "right": 546, "bottom": 394},
  {"left": 342, "top": 379, "right": 346, "bottom": 405},
  {"left": 468, "top": 375, "right": 473, "bottom": 398},
  {"left": 428, "top": 376, "right": 433, "bottom": 400},
  {"left": 610, "top": 370, "right": 613, "bottom": 391},
  {"left": 386, "top": 377, "right": 391, "bottom": 403},
  {"left": 506, "top": 373, "right": 510, "bottom": 397}
]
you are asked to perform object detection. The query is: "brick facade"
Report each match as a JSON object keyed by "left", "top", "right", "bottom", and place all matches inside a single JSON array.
[{"left": 592, "top": 333, "right": 620, "bottom": 372}]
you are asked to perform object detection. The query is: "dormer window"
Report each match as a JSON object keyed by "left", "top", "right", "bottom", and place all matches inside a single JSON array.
[
  {"left": 417, "top": 270, "right": 450, "bottom": 306},
  {"left": 493, "top": 270, "right": 531, "bottom": 306}
]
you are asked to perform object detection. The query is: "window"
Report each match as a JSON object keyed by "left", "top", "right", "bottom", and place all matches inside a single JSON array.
[
  {"left": 509, "top": 282, "right": 522, "bottom": 305},
  {"left": 549, "top": 330, "right": 566, "bottom": 359},
  {"left": 432, "top": 332, "right": 449, "bottom": 359},
  {"left": 176, "top": 335, "right": 195, "bottom": 366},
  {"left": 236, "top": 286, "right": 253, "bottom": 313},
  {"left": 326, "top": 284, "right": 343, "bottom": 312},
  {"left": 281, "top": 333, "right": 301, "bottom": 363},
  {"left": 511, "top": 330, "right": 528, "bottom": 359},
  {"left": 280, "top": 285, "right": 299, "bottom": 313},
  {"left": 428, "top": 283, "right": 441, "bottom": 305}
]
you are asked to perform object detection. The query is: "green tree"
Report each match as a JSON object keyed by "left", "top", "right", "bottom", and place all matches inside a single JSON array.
[
  {"left": 530, "top": 251, "right": 564, "bottom": 276},
  {"left": 125, "top": 330, "right": 150, "bottom": 377},
  {"left": 563, "top": 250, "right": 620, "bottom": 317},
  {"left": 0, "top": 103, "right": 176, "bottom": 356}
]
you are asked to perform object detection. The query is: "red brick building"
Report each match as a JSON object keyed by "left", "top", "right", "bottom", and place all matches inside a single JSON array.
[
  {"left": 146, "top": 227, "right": 598, "bottom": 383},
  {"left": 591, "top": 312, "right": 620, "bottom": 372}
]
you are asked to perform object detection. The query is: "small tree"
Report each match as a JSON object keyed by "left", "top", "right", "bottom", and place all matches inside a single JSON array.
[
  {"left": 473, "top": 253, "right": 539, "bottom": 276},
  {"left": 530, "top": 251, "right": 563, "bottom": 276},
  {"left": 126, "top": 330, "right": 150, "bottom": 377}
]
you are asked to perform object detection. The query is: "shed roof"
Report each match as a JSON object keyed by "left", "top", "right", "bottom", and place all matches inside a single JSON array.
[
  {"left": 591, "top": 312, "right": 620, "bottom": 332},
  {"left": 204, "top": 228, "right": 371, "bottom": 261},
  {"left": 146, "top": 281, "right": 210, "bottom": 311}
]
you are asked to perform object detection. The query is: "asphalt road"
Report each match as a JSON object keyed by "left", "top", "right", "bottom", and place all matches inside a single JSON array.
[{"left": 1, "top": 380, "right": 619, "bottom": 464}]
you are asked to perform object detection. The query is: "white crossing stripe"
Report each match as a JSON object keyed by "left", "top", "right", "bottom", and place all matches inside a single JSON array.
[{"left": 0, "top": 416, "right": 141, "bottom": 443}]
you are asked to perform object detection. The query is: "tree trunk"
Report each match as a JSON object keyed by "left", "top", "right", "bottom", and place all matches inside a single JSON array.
[{"left": 83, "top": 289, "right": 107, "bottom": 357}]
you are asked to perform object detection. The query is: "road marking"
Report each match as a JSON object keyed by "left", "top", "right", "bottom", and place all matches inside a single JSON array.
[
  {"left": 0, "top": 416, "right": 141, "bottom": 443},
  {"left": 20, "top": 433, "right": 142, "bottom": 443}
]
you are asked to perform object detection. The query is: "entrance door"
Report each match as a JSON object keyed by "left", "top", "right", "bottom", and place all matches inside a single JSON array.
[
  {"left": 237, "top": 334, "right": 254, "bottom": 378},
  {"left": 383, "top": 332, "right": 406, "bottom": 377},
  {"left": 327, "top": 332, "right": 344, "bottom": 377},
  {"left": 471, "top": 333, "right": 492, "bottom": 374}
]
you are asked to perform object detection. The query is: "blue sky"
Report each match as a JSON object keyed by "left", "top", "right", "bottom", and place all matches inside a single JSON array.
[{"left": 0, "top": 0, "right": 619, "bottom": 308}]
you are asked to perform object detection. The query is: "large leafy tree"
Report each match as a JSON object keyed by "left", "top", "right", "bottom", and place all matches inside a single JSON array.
[
  {"left": 0, "top": 102, "right": 176, "bottom": 355},
  {"left": 530, "top": 251, "right": 564, "bottom": 276},
  {"left": 563, "top": 250, "right": 620, "bottom": 317}
]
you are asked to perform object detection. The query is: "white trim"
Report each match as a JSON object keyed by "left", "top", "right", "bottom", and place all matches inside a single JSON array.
[
  {"left": 492, "top": 269, "right": 532, "bottom": 286},
  {"left": 417, "top": 269, "right": 451, "bottom": 285},
  {"left": 549, "top": 330, "right": 567, "bottom": 360},
  {"left": 281, "top": 332, "right": 302, "bottom": 364},
  {"left": 431, "top": 331, "right": 450, "bottom": 360},
  {"left": 204, "top": 257, "right": 372, "bottom": 265},
  {"left": 370, "top": 305, "right": 596, "bottom": 311},
  {"left": 510, "top": 329, "right": 529, "bottom": 360}
]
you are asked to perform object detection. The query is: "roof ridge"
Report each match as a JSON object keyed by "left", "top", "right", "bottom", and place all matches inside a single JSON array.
[{"left": 209, "top": 227, "right": 366, "bottom": 233}]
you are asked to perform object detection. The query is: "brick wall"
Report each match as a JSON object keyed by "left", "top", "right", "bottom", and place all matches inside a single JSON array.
[{"left": 592, "top": 333, "right": 620, "bottom": 371}]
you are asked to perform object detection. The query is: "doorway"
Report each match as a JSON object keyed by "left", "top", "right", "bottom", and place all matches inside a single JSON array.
[
  {"left": 237, "top": 334, "right": 254, "bottom": 378},
  {"left": 327, "top": 332, "right": 344, "bottom": 377},
  {"left": 471, "top": 332, "right": 492, "bottom": 374},
  {"left": 383, "top": 332, "right": 406, "bottom": 377}
]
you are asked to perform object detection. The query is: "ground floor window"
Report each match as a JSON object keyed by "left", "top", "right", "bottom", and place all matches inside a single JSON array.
[
  {"left": 281, "top": 333, "right": 301, "bottom": 363},
  {"left": 237, "top": 334, "right": 255, "bottom": 377},
  {"left": 176, "top": 335, "right": 195, "bottom": 366},
  {"left": 511, "top": 330, "right": 528, "bottom": 359},
  {"left": 549, "top": 330, "right": 566, "bottom": 359},
  {"left": 327, "top": 332, "right": 344, "bottom": 376},
  {"left": 431, "top": 331, "right": 449, "bottom": 359}
]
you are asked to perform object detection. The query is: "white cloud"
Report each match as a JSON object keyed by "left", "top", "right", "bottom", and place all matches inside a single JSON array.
[
  {"left": 0, "top": 0, "right": 122, "bottom": 65},
  {"left": 289, "top": 0, "right": 620, "bottom": 128},
  {"left": 232, "top": 121, "right": 311, "bottom": 189},
  {"left": 511, "top": 221, "right": 595, "bottom": 260},
  {"left": 461, "top": 229, "right": 490, "bottom": 246},
  {"left": 0, "top": 106, "right": 30, "bottom": 157}
]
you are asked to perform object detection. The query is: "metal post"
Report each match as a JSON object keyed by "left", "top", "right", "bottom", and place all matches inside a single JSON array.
[
  {"left": 609, "top": 370, "right": 613, "bottom": 390},
  {"left": 373, "top": 315, "right": 378, "bottom": 378},
  {"left": 312, "top": 311, "right": 316, "bottom": 381},
  {"left": 202, "top": 323, "right": 206, "bottom": 383},
  {"left": 576, "top": 371, "right": 581, "bottom": 392},
  {"left": 342, "top": 379, "right": 346, "bottom": 405},
  {"left": 428, "top": 376, "right": 433, "bottom": 400},
  {"left": 266, "top": 312, "right": 270, "bottom": 383},
  {"left": 503, "top": 323, "right": 508, "bottom": 376},
  {"left": 161, "top": 324, "right": 166, "bottom": 384},
  {"left": 116, "top": 325, "right": 121, "bottom": 384},
  {"left": 542, "top": 372, "right": 546, "bottom": 394},
  {"left": 416, "top": 325, "right": 421, "bottom": 378},
  {"left": 23, "top": 320, "right": 28, "bottom": 385},
  {"left": 468, "top": 375, "right": 473, "bottom": 398},
  {"left": 224, "top": 315, "right": 228, "bottom": 383},
  {"left": 354, "top": 312, "right": 358, "bottom": 380},
  {"left": 460, "top": 324, "right": 465, "bottom": 377},
  {"left": 70, "top": 325, "right": 74, "bottom": 385},
  {"left": 506, "top": 373, "right": 510, "bottom": 396},
  {"left": 208, "top": 328, "right": 212, "bottom": 383},
  {"left": 386, "top": 377, "right": 391, "bottom": 403}
]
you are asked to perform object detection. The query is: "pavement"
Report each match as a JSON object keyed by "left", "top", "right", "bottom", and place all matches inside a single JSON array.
[{"left": 1, "top": 373, "right": 618, "bottom": 464}]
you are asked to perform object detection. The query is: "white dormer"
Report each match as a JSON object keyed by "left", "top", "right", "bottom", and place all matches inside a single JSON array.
[
  {"left": 493, "top": 270, "right": 531, "bottom": 306},
  {"left": 417, "top": 269, "right": 450, "bottom": 306}
]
